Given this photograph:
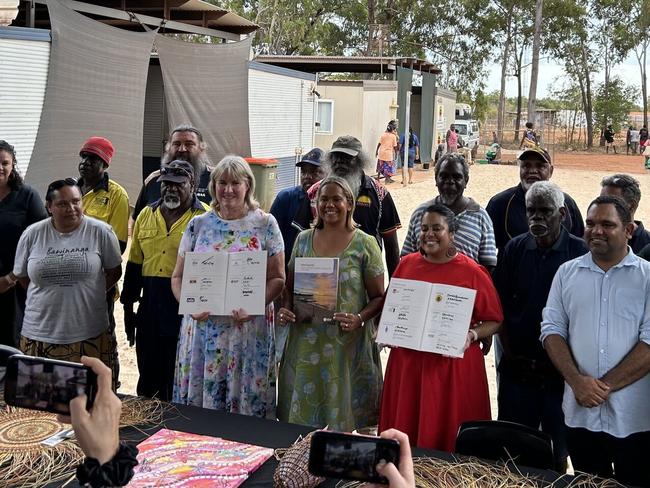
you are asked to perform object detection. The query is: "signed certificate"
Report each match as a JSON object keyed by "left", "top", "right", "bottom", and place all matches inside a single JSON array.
[
  {"left": 377, "top": 278, "right": 476, "bottom": 358},
  {"left": 178, "top": 251, "right": 267, "bottom": 315}
]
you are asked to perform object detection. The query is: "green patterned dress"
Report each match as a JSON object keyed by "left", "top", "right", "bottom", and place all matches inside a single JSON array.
[{"left": 277, "top": 229, "right": 385, "bottom": 431}]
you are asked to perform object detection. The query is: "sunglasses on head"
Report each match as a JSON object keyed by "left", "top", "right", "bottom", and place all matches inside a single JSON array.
[
  {"left": 47, "top": 178, "right": 78, "bottom": 193},
  {"left": 160, "top": 166, "right": 192, "bottom": 179}
]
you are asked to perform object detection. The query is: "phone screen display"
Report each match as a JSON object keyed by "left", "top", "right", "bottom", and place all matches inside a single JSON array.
[
  {"left": 4, "top": 355, "right": 96, "bottom": 415},
  {"left": 309, "top": 431, "right": 400, "bottom": 484}
]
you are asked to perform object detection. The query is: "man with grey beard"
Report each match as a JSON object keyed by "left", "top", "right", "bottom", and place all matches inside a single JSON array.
[
  {"left": 292, "top": 135, "right": 401, "bottom": 276},
  {"left": 131, "top": 124, "right": 212, "bottom": 220},
  {"left": 493, "top": 181, "right": 588, "bottom": 471},
  {"left": 486, "top": 147, "right": 584, "bottom": 255},
  {"left": 121, "top": 160, "right": 210, "bottom": 400}
]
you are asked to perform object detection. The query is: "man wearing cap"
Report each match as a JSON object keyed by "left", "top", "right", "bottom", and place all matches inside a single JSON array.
[
  {"left": 77, "top": 136, "right": 129, "bottom": 388},
  {"left": 270, "top": 148, "right": 325, "bottom": 267},
  {"left": 600, "top": 174, "right": 650, "bottom": 253},
  {"left": 121, "top": 160, "right": 209, "bottom": 400},
  {"left": 78, "top": 136, "right": 129, "bottom": 253},
  {"left": 132, "top": 124, "right": 212, "bottom": 221},
  {"left": 292, "top": 136, "right": 402, "bottom": 277},
  {"left": 486, "top": 147, "right": 584, "bottom": 255}
]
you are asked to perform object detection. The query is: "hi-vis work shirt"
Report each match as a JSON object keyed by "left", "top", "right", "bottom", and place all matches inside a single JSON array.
[
  {"left": 79, "top": 173, "right": 129, "bottom": 249},
  {"left": 121, "top": 196, "right": 209, "bottom": 336}
]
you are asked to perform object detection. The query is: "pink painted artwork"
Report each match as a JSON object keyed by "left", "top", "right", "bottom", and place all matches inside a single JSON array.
[{"left": 129, "top": 428, "right": 274, "bottom": 487}]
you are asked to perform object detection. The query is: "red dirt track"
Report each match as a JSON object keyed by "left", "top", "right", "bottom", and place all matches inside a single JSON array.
[{"left": 553, "top": 151, "right": 648, "bottom": 174}]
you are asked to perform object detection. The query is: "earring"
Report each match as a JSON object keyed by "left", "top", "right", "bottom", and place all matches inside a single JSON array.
[{"left": 446, "top": 241, "right": 457, "bottom": 258}]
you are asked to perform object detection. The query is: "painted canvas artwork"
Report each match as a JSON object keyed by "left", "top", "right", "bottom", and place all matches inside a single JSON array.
[{"left": 129, "top": 428, "right": 274, "bottom": 487}]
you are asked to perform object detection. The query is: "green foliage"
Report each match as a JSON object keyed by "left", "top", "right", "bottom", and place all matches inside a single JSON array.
[{"left": 593, "top": 77, "right": 639, "bottom": 132}]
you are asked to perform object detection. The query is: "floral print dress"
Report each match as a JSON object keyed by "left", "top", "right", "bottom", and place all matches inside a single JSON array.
[
  {"left": 277, "top": 229, "right": 385, "bottom": 431},
  {"left": 173, "top": 209, "right": 284, "bottom": 419}
]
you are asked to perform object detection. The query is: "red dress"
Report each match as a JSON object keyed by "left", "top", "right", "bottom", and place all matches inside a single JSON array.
[{"left": 378, "top": 252, "right": 503, "bottom": 452}]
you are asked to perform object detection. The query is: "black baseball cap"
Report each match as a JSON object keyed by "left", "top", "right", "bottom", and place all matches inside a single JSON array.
[
  {"left": 157, "top": 160, "right": 195, "bottom": 183},
  {"left": 296, "top": 148, "right": 323, "bottom": 167}
]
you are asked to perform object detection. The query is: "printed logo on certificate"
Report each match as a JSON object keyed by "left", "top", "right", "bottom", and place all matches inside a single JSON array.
[
  {"left": 293, "top": 257, "right": 339, "bottom": 325},
  {"left": 377, "top": 278, "right": 476, "bottom": 358},
  {"left": 179, "top": 251, "right": 267, "bottom": 316}
]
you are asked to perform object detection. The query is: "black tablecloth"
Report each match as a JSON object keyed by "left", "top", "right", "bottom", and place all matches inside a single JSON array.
[{"left": 47, "top": 401, "right": 569, "bottom": 487}]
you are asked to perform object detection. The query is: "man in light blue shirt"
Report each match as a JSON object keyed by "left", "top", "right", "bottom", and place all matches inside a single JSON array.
[{"left": 540, "top": 195, "right": 650, "bottom": 486}]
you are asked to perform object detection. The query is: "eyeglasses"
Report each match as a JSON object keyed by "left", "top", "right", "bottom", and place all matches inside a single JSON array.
[{"left": 160, "top": 166, "right": 192, "bottom": 179}]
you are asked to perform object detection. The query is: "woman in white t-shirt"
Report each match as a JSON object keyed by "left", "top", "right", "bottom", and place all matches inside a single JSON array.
[{"left": 13, "top": 178, "right": 122, "bottom": 389}]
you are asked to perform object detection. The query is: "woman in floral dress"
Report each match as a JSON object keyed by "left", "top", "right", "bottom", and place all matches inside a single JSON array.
[
  {"left": 171, "top": 156, "right": 285, "bottom": 418},
  {"left": 276, "top": 176, "right": 385, "bottom": 430}
]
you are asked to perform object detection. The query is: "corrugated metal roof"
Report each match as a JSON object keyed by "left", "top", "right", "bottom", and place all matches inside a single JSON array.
[{"left": 255, "top": 55, "right": 442, "bottom": 74}]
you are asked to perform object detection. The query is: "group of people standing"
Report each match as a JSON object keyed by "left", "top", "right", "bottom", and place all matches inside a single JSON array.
[
  {"left": 375, "top": 120, "right": 420, "bottom": 184},
  {"left": 2, "top": 125, "right": 650, "bottom": 486}
]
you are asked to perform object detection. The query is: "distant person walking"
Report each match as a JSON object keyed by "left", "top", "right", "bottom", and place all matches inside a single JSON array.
[
  {"left": 640, "top": 125, "right": 648, "bottom": 147},
  {"left": 630, "top": 127, "right": 640, "bottom": 154},
  {"left": 520, "top": 122, "right": 539, "bottom": 149},
  {"left": 626, "top": 126, "right": 633, "bottom": 155},
  {"left": 398, "top": 127, "right": 420, "bottom": 184},
  {"left": 446, "top": 124, "right": 458, "bottom": 153},
  {"left": 604, "top": 125, "right": 617, "bottom": 154},
  {"left": 376, "top": 120, "right": 398, "bottom": 184}
]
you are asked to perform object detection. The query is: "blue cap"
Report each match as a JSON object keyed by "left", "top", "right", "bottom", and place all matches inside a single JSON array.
[{"left": 297, "top": 148, "right": 323, "bottom": 167}]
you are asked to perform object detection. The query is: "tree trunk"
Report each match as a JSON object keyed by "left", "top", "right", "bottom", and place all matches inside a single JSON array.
[
  {"left": 514, "top": 46, "right": 524, "bottom": 142},
  {"left": 527, "top": 0, "right": 543, "bottom": 119},
  {"left": 366, "top": 0, "right": 377, "bottom": 56},
  {"left": 580, "top": 45, "right": 594, "bottom": 148},
  {"left": 637, "top": 41, "right": 649, "bottom": 129},
  {"left": 497, "top": 12, "right": 513, "bottom": 144}
]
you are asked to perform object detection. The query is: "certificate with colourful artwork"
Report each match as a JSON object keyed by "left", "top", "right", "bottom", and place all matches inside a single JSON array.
[
  {"left": 178, "top": 251, "right": 267, "bottom": 315},
  {"left": 377, "top": 278, "right": 476, "bottom": 358},
  {"left": 129, "top": 428, "right": 273, "bottom": 487},
  {"left": 293, "top": 257, "right": 339, "bottom": 325}
]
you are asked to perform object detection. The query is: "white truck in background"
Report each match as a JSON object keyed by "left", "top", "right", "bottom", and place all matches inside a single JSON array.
[{"left": 454, "top": 103, "right": 480, "bottom": 158}]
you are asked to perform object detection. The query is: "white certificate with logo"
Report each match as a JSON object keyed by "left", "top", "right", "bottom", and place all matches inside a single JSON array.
[
  {"left": 377, "top": 278, "right": 476, "bottom": 358},
  {"left": 179, "top": 251, "right": 267, "bottom": 315}
]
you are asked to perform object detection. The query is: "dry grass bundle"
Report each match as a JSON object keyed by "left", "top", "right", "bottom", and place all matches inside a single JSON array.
[
  {"left": 336, "top": 456, "right": 627, "bottom": 488},
  {"left": 119, "top": 396, "right": 167, "bottom": 428},
  {"left": 0, "top": 407, "right": 83, "bottom": 488}
]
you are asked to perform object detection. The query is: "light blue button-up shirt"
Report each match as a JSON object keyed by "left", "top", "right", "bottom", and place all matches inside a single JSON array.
[{"left": 540, "top": 249, "right": 650, "bottom": 438}]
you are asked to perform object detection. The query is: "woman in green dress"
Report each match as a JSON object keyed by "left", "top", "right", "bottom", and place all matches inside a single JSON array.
[{"left": 277, "top": 176, "right": 385, "bottom": 431}]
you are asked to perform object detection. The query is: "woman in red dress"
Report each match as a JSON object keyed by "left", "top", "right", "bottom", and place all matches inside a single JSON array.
[{"left": 379, "top": 203, "right": 503, "bottom": 452}]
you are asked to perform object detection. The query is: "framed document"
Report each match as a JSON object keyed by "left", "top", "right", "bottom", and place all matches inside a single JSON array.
[
  {"left": 293, "top": 257, "right": 339, "bottom": 325},
  {"left": 178, "top": 251, "right": 267, "bottom": 315},
  {"left": 377, "top": 278, "right": 476, "bottom": 358}
]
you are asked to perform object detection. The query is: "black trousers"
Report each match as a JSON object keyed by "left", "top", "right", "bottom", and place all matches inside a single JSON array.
[
  {"left": 135, "top": 331, "right": 178, "bottom": 401},
  {"left": 567, "top": 427, "right": 650, "bottom": 487}
]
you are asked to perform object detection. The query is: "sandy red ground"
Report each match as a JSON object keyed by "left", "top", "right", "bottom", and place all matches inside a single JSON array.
[{"left": 553, "top": 151, "right": 648, "bottom": 174}]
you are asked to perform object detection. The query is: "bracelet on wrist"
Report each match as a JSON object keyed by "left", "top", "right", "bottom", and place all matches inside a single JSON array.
[
  {"left": 469, "top": 329, "right": 479, "bottom": 342},
  {"left": 77, "top": 443, "right": 139, "bottom": 488},
  {"left": 357, "top": 314, "right": 365, "bottom": 327}
]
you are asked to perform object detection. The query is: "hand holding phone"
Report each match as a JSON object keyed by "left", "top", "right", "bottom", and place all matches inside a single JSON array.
[
  {"left": 308, "top": 431, "right": 401, "bottom": 484},
  {"left": 4, "top": 355, "right": 97, "bottom": 416},
  {"left": 368, "top": 430, "right": 415, "bottom": 488},
  {"left": 68, "top": 356, "right": 121, "bottom": 464}
]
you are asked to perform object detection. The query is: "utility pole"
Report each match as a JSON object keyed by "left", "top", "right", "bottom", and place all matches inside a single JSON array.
[{"left": 527, "top": 0, "right": 544, "bottom": 123}]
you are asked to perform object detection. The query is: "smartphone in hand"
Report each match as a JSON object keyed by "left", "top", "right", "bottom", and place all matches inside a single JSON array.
[
  {"left": 308, "top": 430, "right": 400, "bottom": 484},
  {"left": 4, "top": 355, "right": 97, "bottom": 415}
]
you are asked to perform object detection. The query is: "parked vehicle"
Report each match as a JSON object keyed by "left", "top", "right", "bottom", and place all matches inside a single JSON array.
[{"left": 454, "top": 103, "right": 480, "bottom": 158}]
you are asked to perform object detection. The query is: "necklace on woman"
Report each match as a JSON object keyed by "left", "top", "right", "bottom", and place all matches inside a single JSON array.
[{"left": 216, "top": 207, "right": 247, "bottom": 220}]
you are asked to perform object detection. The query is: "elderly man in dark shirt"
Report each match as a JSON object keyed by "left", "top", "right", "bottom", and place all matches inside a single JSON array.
[
  {"left": 600, "top": 174, "right": 650, "bottom": 253},
  {"left": 493, "top": 181, "right": 588, "bottom": 471},
  {"left": 486, "top": 147, "right": 584, "bottom": 255}
]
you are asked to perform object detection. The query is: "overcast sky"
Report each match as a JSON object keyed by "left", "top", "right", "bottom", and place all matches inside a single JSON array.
[{"left": 484, "top": 51, "right": 643, "bottom": 102}]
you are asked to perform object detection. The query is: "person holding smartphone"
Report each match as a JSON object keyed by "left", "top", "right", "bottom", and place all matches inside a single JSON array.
[{"left": 64, "top": 356, "right": 138, "bottom": 487}]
